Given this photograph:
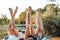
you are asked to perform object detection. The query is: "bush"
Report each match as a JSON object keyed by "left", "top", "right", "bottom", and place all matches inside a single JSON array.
[{"left": 0, "top": 29, "right": 7, "bottom": 40}]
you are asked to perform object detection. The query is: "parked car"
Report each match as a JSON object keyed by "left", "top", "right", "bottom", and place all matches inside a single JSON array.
[{"left": 2, "top": 25, "right": 50, "bottom": 40}]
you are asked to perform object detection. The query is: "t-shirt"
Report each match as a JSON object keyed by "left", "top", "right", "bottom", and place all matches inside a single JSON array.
[
  {"left": 7, "top": 32, "right": 24, "bottom": 40},
  {"left": 7, "top": 35, "right": 19, "bottom": 40},
  {"left": 18, "top": 32, "right": 24, "bottom": 38}
]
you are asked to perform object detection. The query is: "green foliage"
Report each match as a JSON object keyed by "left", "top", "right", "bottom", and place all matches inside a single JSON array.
[
  {"left": 18, "top": 10, "right": 36, "bottom": 24},
  {"left": 42, "top": 4, "right": 60, "bottom": 35},
  {"left": 18, "top": 11, "right": 26, "bottom": 24},
  {"left": 0, "top": 30, "right": 7, "bottom": 40},
  {"left": 15, "top": 19, "right": 18, "bottom": 24},
  {"left": 0, "top": 15, "right": 8, "bottom": 26}
]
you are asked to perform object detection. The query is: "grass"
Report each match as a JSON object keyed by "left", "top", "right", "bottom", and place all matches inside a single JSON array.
[{"left": 0, "top": 29, "right": 7, "bottom": 40}]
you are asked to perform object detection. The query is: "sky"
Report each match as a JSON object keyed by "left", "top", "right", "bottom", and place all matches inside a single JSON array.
[{"left": 0, "top": 0, "right": 60, "bottom": 19}]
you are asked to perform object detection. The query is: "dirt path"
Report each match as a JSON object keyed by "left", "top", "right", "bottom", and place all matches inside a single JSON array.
[{"left": 51, "top": 37, "right": 60, "bottom": 40}]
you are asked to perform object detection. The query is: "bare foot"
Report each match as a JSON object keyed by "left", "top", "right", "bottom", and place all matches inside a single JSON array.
[
  {"left": 14, "top": 6, "right": 18, "bottom": 17},
  {"left": 9, "top": 8, "right": 13, "bottom": 17}
]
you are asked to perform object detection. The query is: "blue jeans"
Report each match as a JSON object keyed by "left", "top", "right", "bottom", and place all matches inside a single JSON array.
[{"left": 34, "top": 34, "right": 47, "bottom": 40}]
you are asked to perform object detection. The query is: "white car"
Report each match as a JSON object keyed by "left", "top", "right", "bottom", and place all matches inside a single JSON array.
[{"left": 2, "top": 25, "right": 50, "bottom": 40}]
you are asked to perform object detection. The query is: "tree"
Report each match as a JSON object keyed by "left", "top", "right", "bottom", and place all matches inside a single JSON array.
[
  {"left": 0, "top": 15, "right": 8, "bottom": 25},
  {"left": 18, "top": 10, "right": 36, "bottom": 24},
  {"left": 42, "top": 4, "right": 60, "bottom": 36},
  {"left": 18, "top": 11, "right": 26, "bottom": 24}
]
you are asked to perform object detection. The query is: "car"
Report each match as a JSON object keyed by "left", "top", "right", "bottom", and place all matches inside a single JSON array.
[{"left": 2, "top": 25, "right": 50, "bottom": 40}]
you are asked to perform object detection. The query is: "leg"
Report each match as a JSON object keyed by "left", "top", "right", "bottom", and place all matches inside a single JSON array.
[
  {"left": 28, "top": 7, "right": 34, "bottom": 36},
  {"left": 25, "top": 7, "right": 35, "bottom": 39},
  {"left": 24, "top": 9, "right": 30, "bottom": 39},
  {"left": 35, "top": 9, "right": 44, "bottom": 37},
  {"left": 8, "top": 8, "right": 14, "bottom": 35},
  {"left": 29, "top": 12, "right": 34, "bottom": 36},
  {"left": 9, "top": 6, "right": 18, "bottom": 29},
  {"left": 8, "top": 7, "right": 20, "bottom": 37},
  {"left": 14, "top": 6, "right": 18, "bottom": 17}
]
